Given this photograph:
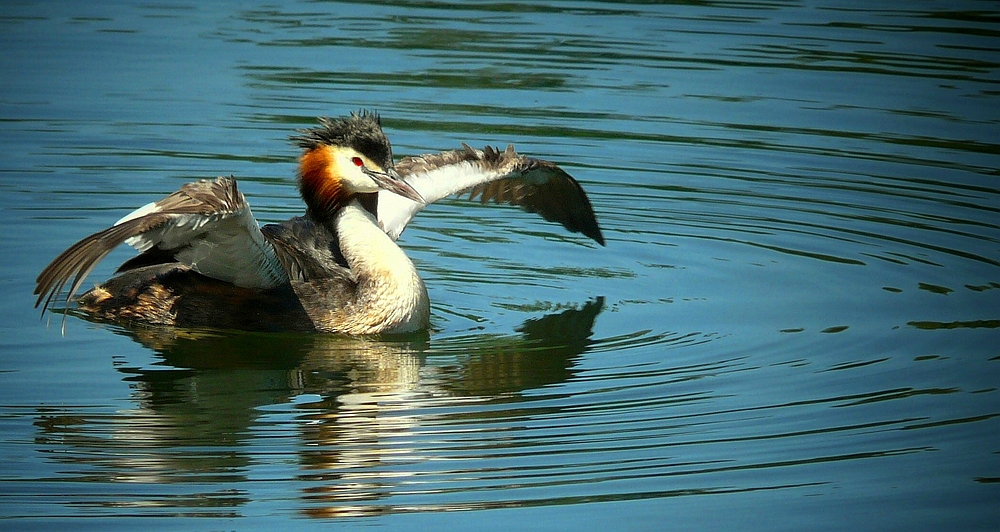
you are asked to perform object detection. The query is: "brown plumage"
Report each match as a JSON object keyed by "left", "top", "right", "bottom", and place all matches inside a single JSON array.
[
  {"left": 34, "top": 178, "right": 250, "bottom": 314},
  {"left": 397, "top": 144, "right": 604, "bottom": 245},
  {"left": 34, "top": 111, "right": 604, "bottom": 334}
]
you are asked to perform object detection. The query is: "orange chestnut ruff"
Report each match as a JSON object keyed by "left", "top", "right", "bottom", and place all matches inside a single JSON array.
[{"left": 298, "top": 145, "right": 349, "bottom": 217}]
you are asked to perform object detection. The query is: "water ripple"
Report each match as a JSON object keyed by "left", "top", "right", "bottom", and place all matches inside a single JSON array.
[{"left": 3, "top": 0, "right": 999, "bottom": 528}]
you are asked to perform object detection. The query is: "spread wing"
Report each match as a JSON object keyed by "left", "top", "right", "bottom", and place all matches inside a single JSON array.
[
  {"left": 34, "top": 176, "right": 288, "bottom": 315},
  {"left": 381, "top": 144, "right": 605, "bottom": 245}
]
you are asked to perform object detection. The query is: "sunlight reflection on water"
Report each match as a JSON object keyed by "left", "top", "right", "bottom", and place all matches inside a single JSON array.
[{"left": 1, "top": 1, "right": 998, "bottom": 530}]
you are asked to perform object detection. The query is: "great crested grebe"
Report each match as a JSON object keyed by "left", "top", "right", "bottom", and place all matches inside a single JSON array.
[{"left": 35, "top": 111, "right": 604, "bottom": 334}]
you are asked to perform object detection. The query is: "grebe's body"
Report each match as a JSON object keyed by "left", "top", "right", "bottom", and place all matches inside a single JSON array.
[{"left": 35, "top": 112, "right": 604, "bottom": 334}]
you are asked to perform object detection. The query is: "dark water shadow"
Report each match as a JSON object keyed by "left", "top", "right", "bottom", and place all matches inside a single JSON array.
[{"left": 32, "top": 298, "right": 604, "bottom": 517}]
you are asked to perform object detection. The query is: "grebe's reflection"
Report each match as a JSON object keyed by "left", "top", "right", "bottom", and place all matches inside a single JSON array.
[{"left": 34, "top": 298, "right": 603, "bottom": 517}]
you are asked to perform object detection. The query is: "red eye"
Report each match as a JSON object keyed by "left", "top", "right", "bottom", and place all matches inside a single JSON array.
[{"left": 351, "top": 157, "right": 364, "bottom": 167}]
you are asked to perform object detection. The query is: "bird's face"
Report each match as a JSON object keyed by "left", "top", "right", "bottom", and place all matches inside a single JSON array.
[
  {"left": 296, "top": 114, "right": 424, "bottom": 217},
  {"left": 328, "top": 144, "right": 423, "bottom": 201},
  {"left": 299, "top": 144, "right": 423, "bottom": 208}
]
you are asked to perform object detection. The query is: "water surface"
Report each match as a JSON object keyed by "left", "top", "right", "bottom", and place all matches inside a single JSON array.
[{"left": 1, "top": 1, "right": 998, "bottom": 530}]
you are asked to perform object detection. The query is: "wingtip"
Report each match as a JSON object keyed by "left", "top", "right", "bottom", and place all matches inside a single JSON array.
[{"left": 583, "top": 224, "right": 606, "bottom": 247}]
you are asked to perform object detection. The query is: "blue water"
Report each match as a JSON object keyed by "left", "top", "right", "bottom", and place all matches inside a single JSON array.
[{"left": 1, "top": 1, "right": 998, "bottom": 530}]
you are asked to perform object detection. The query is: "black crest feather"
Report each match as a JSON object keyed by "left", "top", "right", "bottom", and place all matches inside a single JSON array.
[{"left": 291, "top": 110, "right": 393, "bottom": 168}]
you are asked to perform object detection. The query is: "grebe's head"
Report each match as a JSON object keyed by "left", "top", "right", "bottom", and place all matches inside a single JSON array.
[{"left": 293, "top": 111, "right": 423, "bottom": 217}]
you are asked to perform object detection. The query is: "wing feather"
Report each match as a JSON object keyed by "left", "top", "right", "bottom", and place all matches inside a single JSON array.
[
  {"left": 381, "top": 144, "right": 604, "bottom": 245},
  {"left": 261, "top": 216, "right": 353, "bottom": 282},
  {"left": 34, "top": 176, "right": 287, "bottom": 315}
]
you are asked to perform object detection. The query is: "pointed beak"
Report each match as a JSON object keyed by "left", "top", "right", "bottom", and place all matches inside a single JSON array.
[{"left": 364, "top": 167, "right": 425, "bottom": 203}]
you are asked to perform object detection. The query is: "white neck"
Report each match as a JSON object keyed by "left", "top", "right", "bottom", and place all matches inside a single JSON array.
[{"left": 333, "top": 199, "right": 429, "bottom": 334}]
